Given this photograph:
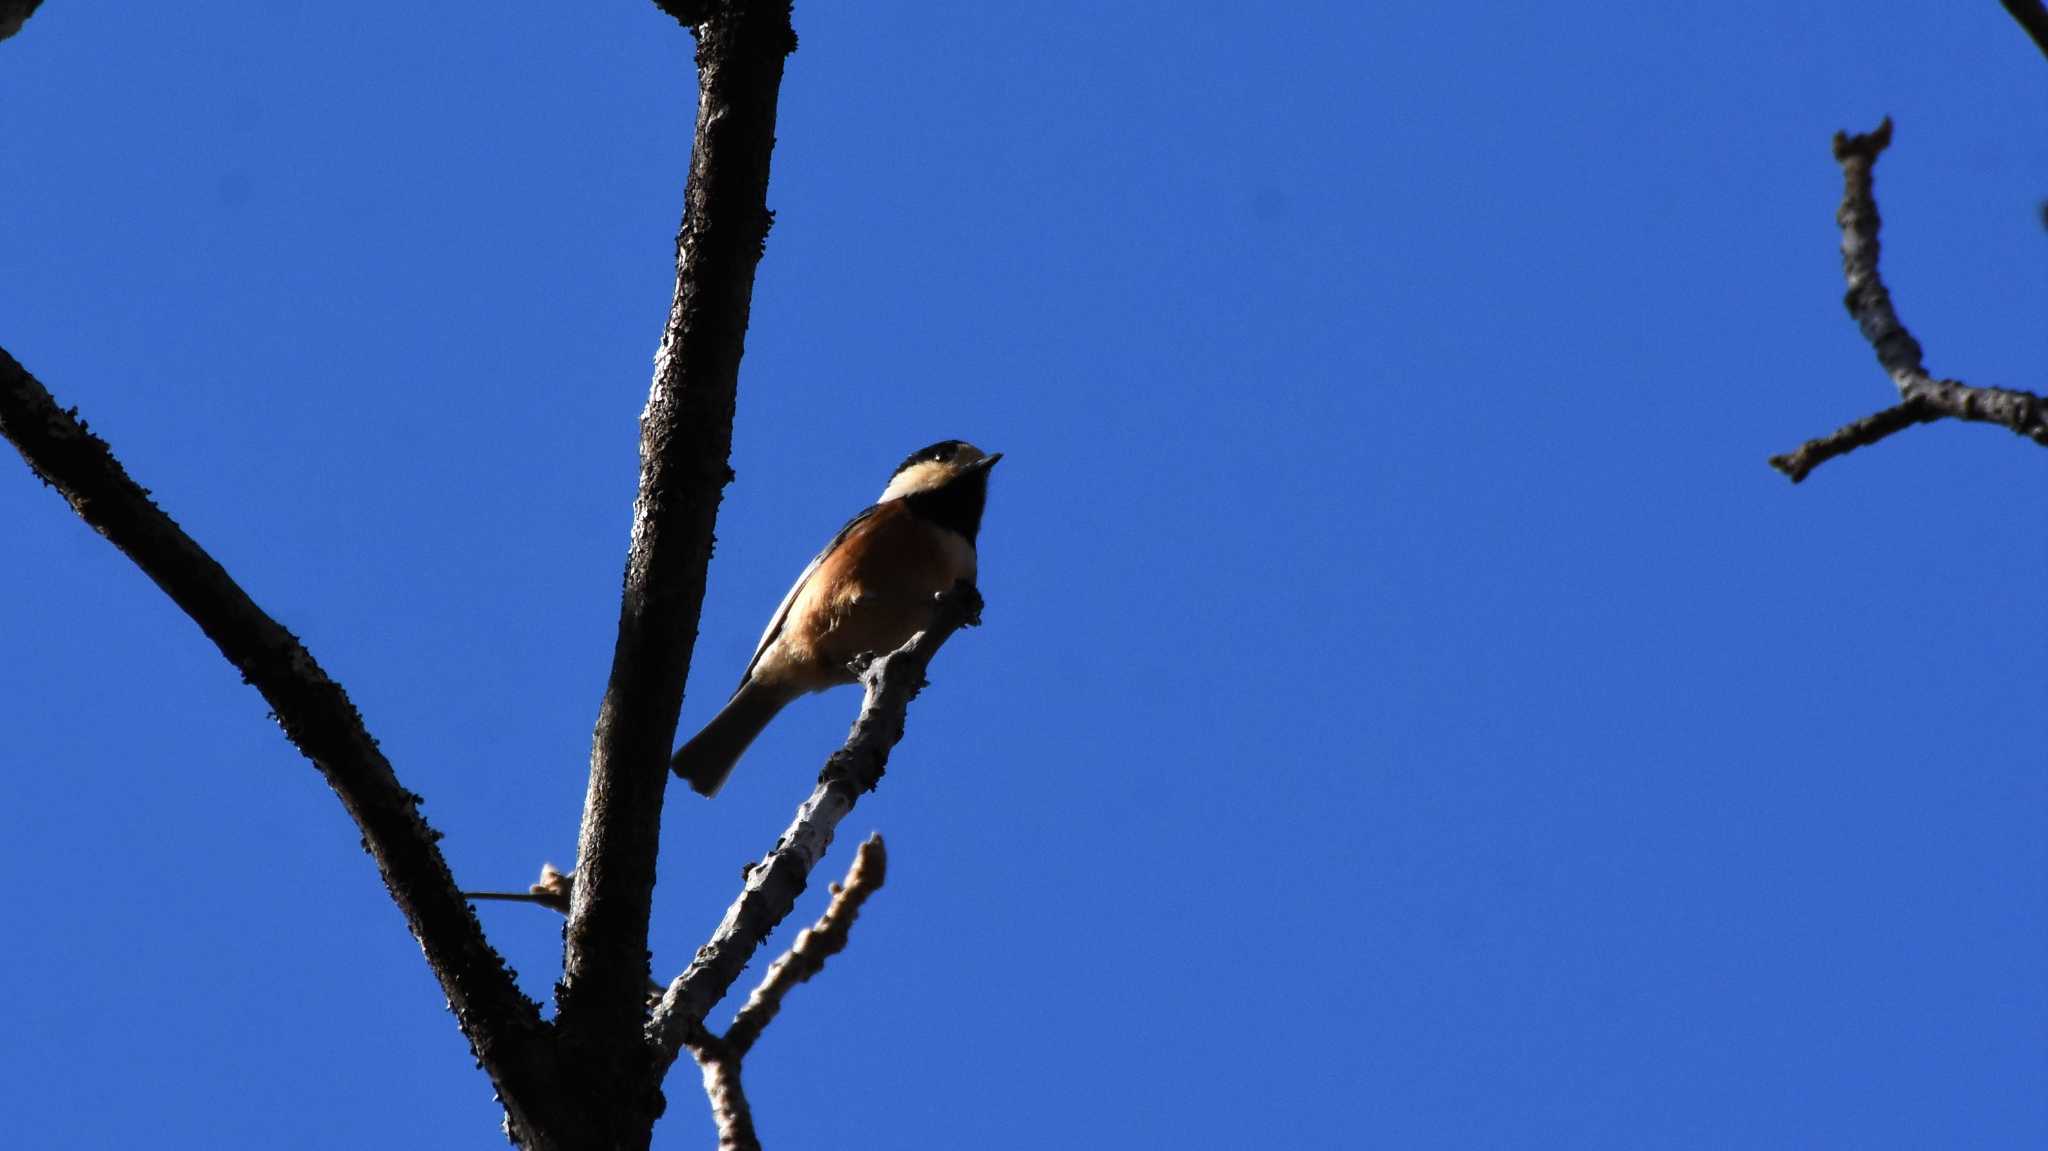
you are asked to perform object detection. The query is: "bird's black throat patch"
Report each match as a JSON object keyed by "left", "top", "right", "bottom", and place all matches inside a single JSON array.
[{"left": 902, "top": 466, "right": 991, "bottom": 544}]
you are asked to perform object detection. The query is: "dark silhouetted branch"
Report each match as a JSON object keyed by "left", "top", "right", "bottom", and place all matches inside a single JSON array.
[
  {"left": 0, "top": 347, "right": 562, "bottom": 1139},
  {"left": 2001, "top": 0, "right": 2048, "bottom": 60},
  {"left": 725, "top": 833, "right": 888, "bottom": 1056},
  {"left": 653, "top": 0, "right": 715, "bottom": 28},
  {"left": 555, "top": 1, "right": 796, "bottom": 1124},
  {"left": 647, "top": 585, "right": 982, "bottom": 1071},
  {"left": 1767, "top": 398, "right": 1942, "bottom": 481},
  {"left": 1770, "top": 119, "right": 2048, "bottom": 482},
  {"left": 0, "top": 0, "right": 43, "bottom": 43}
]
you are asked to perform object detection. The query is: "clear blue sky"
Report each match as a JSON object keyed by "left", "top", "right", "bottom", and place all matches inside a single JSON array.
[{"left": 4, "top": 4, "right": 2043, "bottom": 1148}]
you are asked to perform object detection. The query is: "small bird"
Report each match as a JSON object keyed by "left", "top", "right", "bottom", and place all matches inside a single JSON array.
[{"left": 672, "top": 440, "right": 1001, "bottom": 797}]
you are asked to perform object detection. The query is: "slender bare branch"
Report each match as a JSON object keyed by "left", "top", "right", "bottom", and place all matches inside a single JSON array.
[
  {"left": 725, "top": 833, "right": 888, "bottom": 1056},
  {"left": 1770, "top": 119, "right": 2048, "bottom": 482},
  {"left": 466, "top": 863, "right": 575, "bottom": 914},
  {"left": 1827, "top": 121, "right": 1918, "bottom": 386},
  {"left": 2001, "top": 0, "right": 2048, "bottom": 60},
  {"left": 674, "top": 838, "right": 887, "bottom": 1150},
  {"left": 1768, "top": 399, "right": 1939, "bottom": 481},
  {"left": 0, "top": 346, "right": 559, "bottom": 1132},
  {"left": 556, "top": 0, "right": 797, "bottom": 1112},
  {"left": 647, "top": 585, "right": 981, "bottom": 1071}
]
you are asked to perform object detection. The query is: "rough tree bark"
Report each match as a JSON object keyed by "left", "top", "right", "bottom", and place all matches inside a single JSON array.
[
  {"left": 553, "top": 2, "right": 797, "bottom": 1140},
  {"left": 0, "top": 346, "right": 568, "bottom": 1143},
  {"left": 1770, "top": 5, "right": 2048, "bottom": 481}
]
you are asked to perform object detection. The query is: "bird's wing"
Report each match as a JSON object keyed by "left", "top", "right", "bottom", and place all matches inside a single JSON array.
[{"left": 734, "top": 503, "right": 880, "bottom": 692}]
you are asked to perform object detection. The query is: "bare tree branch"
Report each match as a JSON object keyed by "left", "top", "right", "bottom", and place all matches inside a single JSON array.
[
  {"left": 653, "top": 0, "right": 715, "bottom": 28},
  {"left": 0, "top": 346, "right": 562, "bottom": 1134},
  {"left": 725, "top": 833, "right": 888, "bottom": 1056},
  {"left": 466, "top": 863, "right": 576, "bottom": 914},
  {"left": 689, "top": 1035, "right": 763, "bottom": 1151},
  {"left": 677, "top": 833, "right": 888, "bottom": 1150},
  {"left": 555, "top": 0, "right": 797, "bottom": 1118},
  {"left": 648, "top": 585, "right": 982, "bottom": 1071},
  {"left": 2001, "top": 0, "right": 2048, "bottom": 60},
  {"left": 8, "top": 0, "right": 888, "bottom": 1144},
  {"left": 1767, "top": 399, "right": 1940, "bottom": 481},
  {"left": 1770, "top": 119, "right": 2048, "bottom": 482}
]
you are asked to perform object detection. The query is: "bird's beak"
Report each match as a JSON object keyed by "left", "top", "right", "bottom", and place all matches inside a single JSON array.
[{"left": 973, "top": 452, "right": 1003, "bottom": 471}]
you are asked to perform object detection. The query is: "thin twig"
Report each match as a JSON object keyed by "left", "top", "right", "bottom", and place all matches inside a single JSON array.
[
  {"left": 556, "top": 0, "right": 797, "bottom": 1111},
  {"left": 0, "top": 346, "right": 558, "bottom": 1133},
  {"left": 647, "top": 585, "right": 982, "bottom": 1071},
  {"left": 465, "top": 863, "right": 575, "bottom": 914},
  {"left": 1770, "top": 119, "right": 2048, "bottom": 482},
  {"left": 1767, "top": 399, "right": 1941, "bottom": 482},
  {"left": 725, "top": 834, "right": 888, "bottom": 1056},
  {"left": 2001, "top": 0, "right": 2048, "bottom": 60}
]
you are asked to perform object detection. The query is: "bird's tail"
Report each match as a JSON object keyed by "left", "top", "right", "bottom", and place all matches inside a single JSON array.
[{"left": 671, "top": 681, "right": 795, "bottom": 798}]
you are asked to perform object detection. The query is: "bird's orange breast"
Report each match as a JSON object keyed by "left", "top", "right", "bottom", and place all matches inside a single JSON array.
[{"left": 772, "top": 500, "right": 976, "bottom": 690}]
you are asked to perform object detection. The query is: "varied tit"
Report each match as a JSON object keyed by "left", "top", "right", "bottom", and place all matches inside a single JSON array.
[{"left": 671, "top": 440, "right": 1001, "bottom": 797}]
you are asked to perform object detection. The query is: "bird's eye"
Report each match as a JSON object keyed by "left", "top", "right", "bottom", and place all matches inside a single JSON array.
[{"left": 931, "top": 446, "right": 952, "bottom": 461}]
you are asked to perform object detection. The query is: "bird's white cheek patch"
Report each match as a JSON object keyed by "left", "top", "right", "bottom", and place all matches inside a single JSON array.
[{"left": 879, "top": 461, "right": 952, "bottom": 502}]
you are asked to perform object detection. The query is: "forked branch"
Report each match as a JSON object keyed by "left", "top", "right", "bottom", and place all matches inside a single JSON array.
[
  {"left": 682, "top": 834, "right": 891, "bottom": 1151},
  {"left": 555, "top": 2, "right": 798, "bottom": 1109},
  {"left": 1769, "top": 119, "right": 2048, "bottom": 482},
  {"left": 649, "top": 585, "right": 982, "bottom": 1071},
  {"left": 725, "top": 833, "right": 889, "bottom": 1055}
]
